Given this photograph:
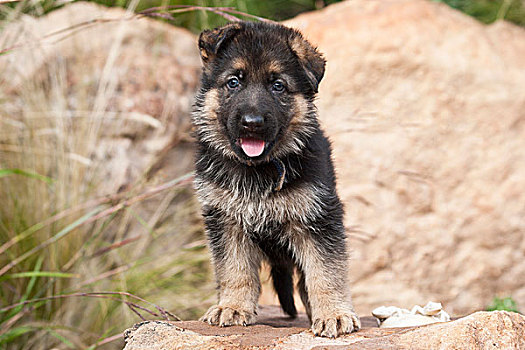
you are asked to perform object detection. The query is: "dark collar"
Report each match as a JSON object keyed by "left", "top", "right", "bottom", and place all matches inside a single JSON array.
[{"left": 271, "top": 158, "right": 286, "bottom": 192}]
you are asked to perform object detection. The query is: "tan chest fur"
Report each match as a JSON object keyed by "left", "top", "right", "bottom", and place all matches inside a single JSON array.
[{"left": 195, "top": 178, "right": 326, "bottom": 233}]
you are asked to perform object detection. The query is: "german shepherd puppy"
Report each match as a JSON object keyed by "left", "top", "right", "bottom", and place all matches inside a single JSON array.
[{"left": 192, "top": 21, "right": 360, "bottom": 338}]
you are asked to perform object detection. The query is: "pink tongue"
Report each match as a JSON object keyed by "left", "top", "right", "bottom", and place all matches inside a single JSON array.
[{"left": 240, "top": 138, "right": 265, "bottom": 157}]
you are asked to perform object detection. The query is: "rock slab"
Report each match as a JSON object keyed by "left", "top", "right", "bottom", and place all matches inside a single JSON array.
[{"left": 123, "top": 306, "right": 525, "bottom": 349}]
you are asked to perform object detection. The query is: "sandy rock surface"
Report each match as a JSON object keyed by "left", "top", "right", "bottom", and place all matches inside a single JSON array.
[{"left": 123, "top": 305, "right": 525, "bottom": 349}]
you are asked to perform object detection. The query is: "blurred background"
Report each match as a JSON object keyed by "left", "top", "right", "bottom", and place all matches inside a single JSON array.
[
  {"left": 1, "top": 0, "right": 524, "bottom": 349},
  {"left": 3, "top": 0, "right": 525, "bottom": 31}
]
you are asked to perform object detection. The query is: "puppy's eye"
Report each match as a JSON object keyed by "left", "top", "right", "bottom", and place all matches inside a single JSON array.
[
  {"left": 226, "top": 77, "right": 240, "bottom": 89},
  {"left": 272, "top": 80, "right": 285, "bottom": 92}
]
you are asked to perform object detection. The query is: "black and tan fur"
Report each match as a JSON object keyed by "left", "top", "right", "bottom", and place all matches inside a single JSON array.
[{"left": 192, "top": 21, "right": 360, "bottom": 338}]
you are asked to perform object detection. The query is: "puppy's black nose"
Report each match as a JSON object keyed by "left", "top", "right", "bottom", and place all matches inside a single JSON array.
[{"left": 241, "top": 114, "right": 264, "bottom": 131}]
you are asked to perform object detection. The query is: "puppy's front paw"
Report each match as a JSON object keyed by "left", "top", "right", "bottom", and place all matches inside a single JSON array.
[
  {"left": 312, "top": 310, "right": 361, "bottom": 338},
  {"left": 199, "top": 305, "right": 256, "bottom": 327}
]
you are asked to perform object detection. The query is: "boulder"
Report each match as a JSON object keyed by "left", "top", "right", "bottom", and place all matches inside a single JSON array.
[
  {"left": 0, "top": 2, "right": 200, "bottom": 195},
  {"left": 122, "top": 306, "right": 525, "bottom": 349},
  {"left": 278, "top": 0, "right": 525, "bottom": 316}
]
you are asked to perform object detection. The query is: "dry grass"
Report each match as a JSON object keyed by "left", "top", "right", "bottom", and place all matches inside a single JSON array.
[{"left": 0, "top": 2, "right": 222, "bottom": 349}]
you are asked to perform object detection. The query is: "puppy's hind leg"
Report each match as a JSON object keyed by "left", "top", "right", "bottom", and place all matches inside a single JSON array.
[
  {"left": 270, "top": 259, "right": 297, "bottom": 318},
  {"left": 297, "top": 269, "right": 312, "bottom": 322}
]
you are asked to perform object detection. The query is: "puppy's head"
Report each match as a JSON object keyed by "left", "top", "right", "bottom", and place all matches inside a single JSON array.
[{"left": 194, "top": 21, "right": 325, "bottom": 164}]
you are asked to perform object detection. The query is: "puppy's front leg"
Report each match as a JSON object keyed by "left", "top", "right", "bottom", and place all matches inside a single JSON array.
[
  {"left": 293, "top": 230, "right": 361, "bottom": 338},
  {"left": 200, "top": 215, "right": 262, "bottom": 327}
]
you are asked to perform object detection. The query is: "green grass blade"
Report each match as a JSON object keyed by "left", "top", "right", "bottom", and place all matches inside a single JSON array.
[
  {"left": 2, "top": 257, "right": 43, "bottom": 324},
  {"left": 0, "top": 206, "right": 105, "bottom": 276},
  {"left": 0, "top": 168, "right": 54, "bottom": 184},
  {"left": 0, "top": 221, "right": 45, "bottom": 256},
  {"left": 23, "top": 256, "right": 42, "bottom": 301},
  {"left": 126, "top": 207, "right": 155, "bottom": 236},
  {"left": 46, "top": 329, "right": 75, "bottom": 349},
  {"left": 0, "top": 271, "right": 78, "bottom": 282},
  {"left": 0, "top": 326, "right": 34, "bottom": 344}
]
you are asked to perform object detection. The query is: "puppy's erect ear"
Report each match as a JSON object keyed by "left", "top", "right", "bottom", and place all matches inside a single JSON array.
[
  {"left": 288, "top": 32, "right": 326, "bottom": 93},
  {"left": 199, "top": 23, "right": 242, "bottom": 64}
]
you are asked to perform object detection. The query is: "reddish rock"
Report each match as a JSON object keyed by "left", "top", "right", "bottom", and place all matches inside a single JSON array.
[{"left": 123, "top": 306, "right": 525, "bottom": 349}]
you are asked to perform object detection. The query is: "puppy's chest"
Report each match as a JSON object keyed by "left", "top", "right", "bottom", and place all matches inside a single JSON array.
[{"left": 196, "top": 176, "right": 323, "bottom": 232}]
